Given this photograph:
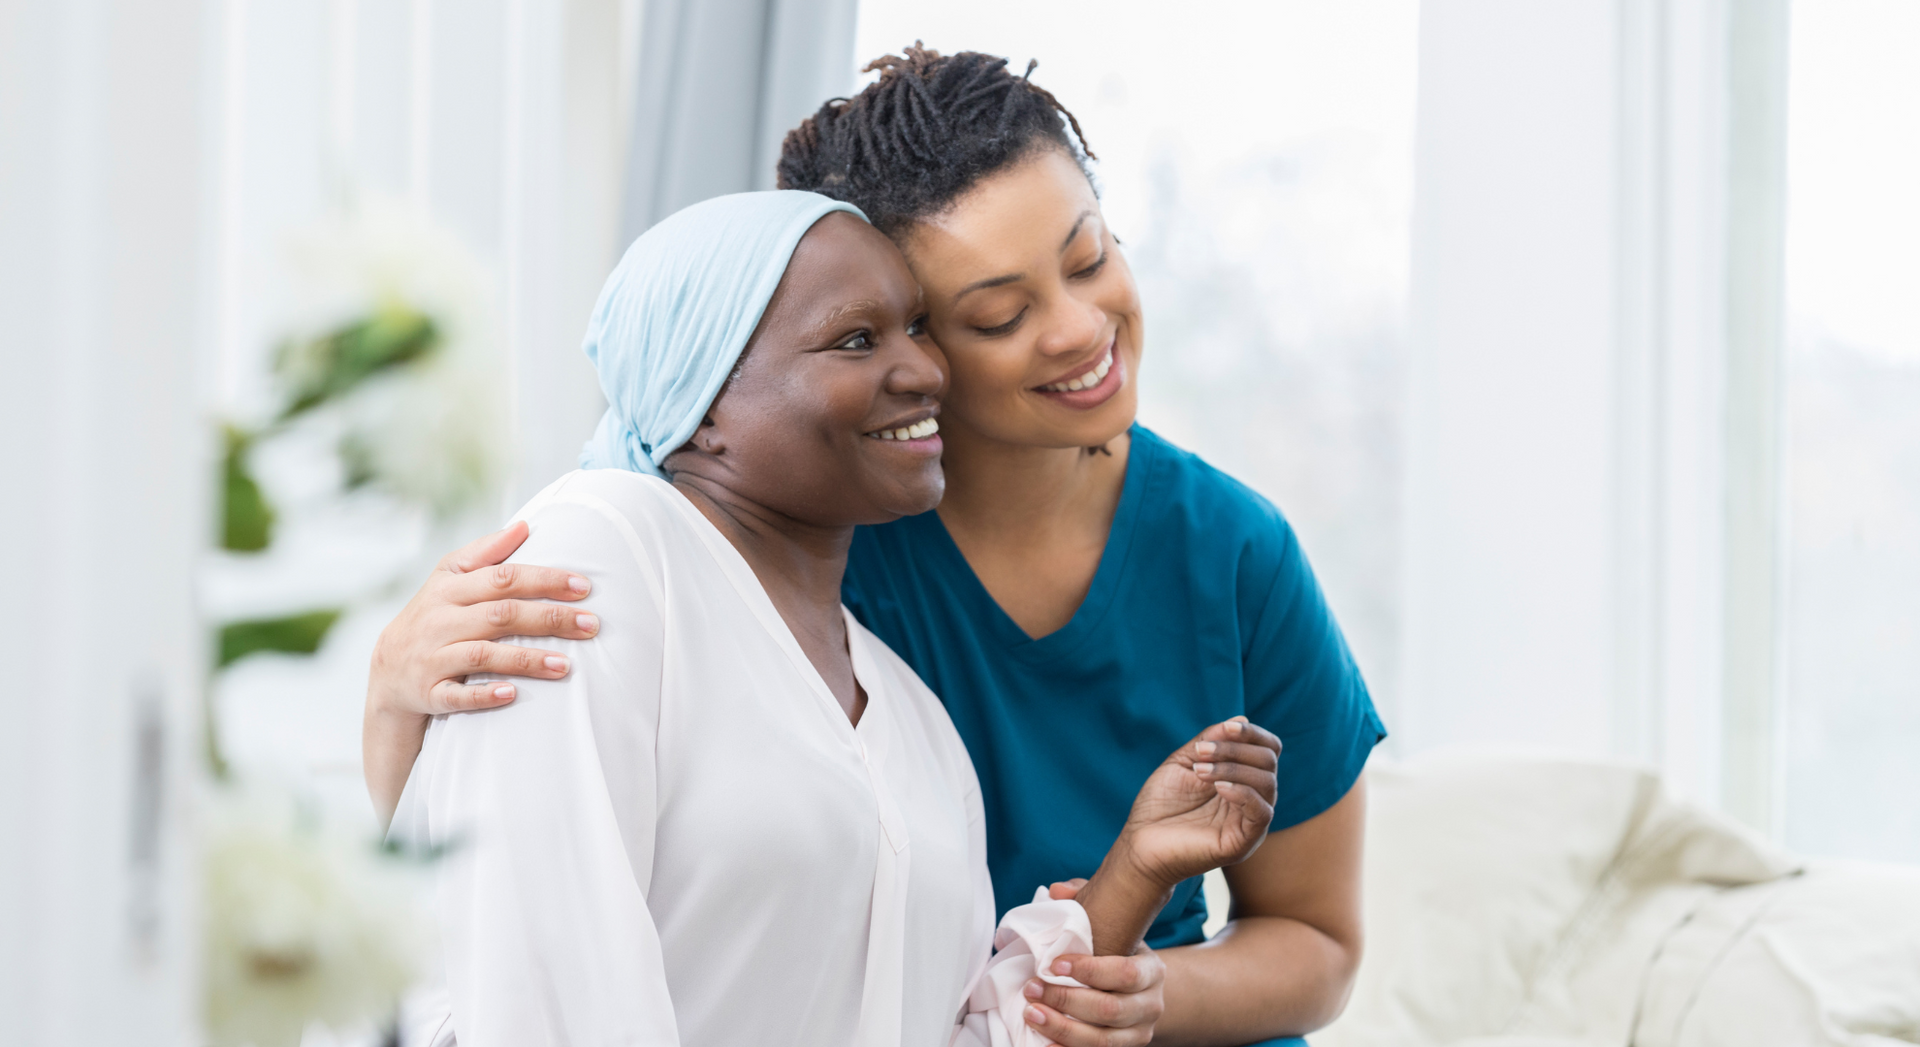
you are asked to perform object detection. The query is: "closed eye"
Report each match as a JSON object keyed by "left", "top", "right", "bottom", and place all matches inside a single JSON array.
[
  {"left": 974, "top": 307, "right": 1027, "bottom": 338},
  {"left": 1071, "top": 252, "right": 1109, "bottom": 280}
]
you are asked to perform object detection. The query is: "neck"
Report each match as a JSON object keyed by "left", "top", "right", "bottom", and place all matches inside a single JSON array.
[
  {"left": 670, "top": 474, "right": 852, "bottom": 622},
  {"left": 935, "top": 418, "right": 1130, "bottom": 537}
]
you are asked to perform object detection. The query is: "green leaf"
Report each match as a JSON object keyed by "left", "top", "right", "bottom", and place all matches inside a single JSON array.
[
  {"left": 378, "top": 833, "right": 462, "bottom": 864},
  {"left": 217, "top": 609, "right": 344, "bottom": 669},
  {"left": 220, "top": 425, "right": 275, "bottom": 552},
  {"left": 276, "top": 306, "right": 440, "bottom": 421}
]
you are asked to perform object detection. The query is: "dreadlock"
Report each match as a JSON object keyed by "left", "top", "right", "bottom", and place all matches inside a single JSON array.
[{"left": 776, "top": 43, "right": 1096, "bottom": 238}]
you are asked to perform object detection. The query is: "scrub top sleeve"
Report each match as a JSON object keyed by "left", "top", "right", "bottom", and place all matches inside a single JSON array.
[
  {"left": 1239, "top": 520, "right": 1386, "bottom": 832},
  {"left": 424, "top": 495, "right": 680, "bottom": 1046}
]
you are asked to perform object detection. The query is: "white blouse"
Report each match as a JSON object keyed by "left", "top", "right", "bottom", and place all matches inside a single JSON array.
[{"left": 391, "top": 470, "right": 1089, "bottom": 1047}]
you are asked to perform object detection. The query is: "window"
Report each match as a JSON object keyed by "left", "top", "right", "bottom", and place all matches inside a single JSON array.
[{"left": 1781, "top": 0, "right": 1920, "bottom": 863}]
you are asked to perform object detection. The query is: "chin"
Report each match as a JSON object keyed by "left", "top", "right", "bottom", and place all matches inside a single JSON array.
[
  {"left": 867, "top": 471, "right": 945, "bottom": 521},
  {"left": 1052, "top": 393, "right": 1138, "bottom": 449}
]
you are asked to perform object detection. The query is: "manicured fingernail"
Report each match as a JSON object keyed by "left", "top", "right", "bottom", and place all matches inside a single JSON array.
[
  {"left": 1195, "top": 762, "right": 1215, "bottom": 776},
  {"left": 576, "top": 613, "right": 599, "bottom": 634},
  {"left": 1196, "top": 740, "right": 1217, "bottom": 757},
  {"left": 568, "top": 575, "right": 590, "bottom": 594},
  {"left": 1052, "top": 960, "right": 1073, "bottom": 976},
  {"left": 1025, "top": 1005, "right": 1046, "bottom": 1026},
  {"left": 493, "top": 685, "right": 515, "bottom": 700},
  {"left": 545, "top": 656, "right": 569, "bottom": 673},
  {"left": 1024, "top": 980, "right": 1043, "bottom": 999}
]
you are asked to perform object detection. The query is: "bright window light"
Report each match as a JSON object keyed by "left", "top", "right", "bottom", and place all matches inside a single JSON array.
[{"left": 1782, "top": 0, "right": 1920, "bottom": 863}]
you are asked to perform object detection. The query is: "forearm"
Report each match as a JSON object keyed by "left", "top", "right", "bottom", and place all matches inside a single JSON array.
[
  {"left": 363, "top": 702, "right": 429, "bottom": 829},
  {"left": 1151, "top": 916, "right": 1359, "bottom": 1046}
]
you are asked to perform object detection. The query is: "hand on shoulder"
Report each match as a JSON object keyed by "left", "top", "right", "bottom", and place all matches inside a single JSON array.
[
  {"left": 367, "top": 519, "right": 602, "bottom": 720},
  {"left": 363, "top": 519, "right": 602, "bottom": 826}
]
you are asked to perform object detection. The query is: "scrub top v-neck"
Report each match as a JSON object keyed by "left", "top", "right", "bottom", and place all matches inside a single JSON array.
[{"left": 843, "top": 425, "right": 1387, "bottom": 956}]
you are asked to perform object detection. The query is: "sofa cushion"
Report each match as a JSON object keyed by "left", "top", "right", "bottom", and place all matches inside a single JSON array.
[
  {"left": 1633, "top": 860, "right": 1920, "bottom": 1047},
  {"left": 1319, "top": 756, "right": 1794, "bottom": 1047}
]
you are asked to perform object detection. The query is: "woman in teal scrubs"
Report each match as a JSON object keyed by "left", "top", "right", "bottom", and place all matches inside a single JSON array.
[{"left": 362, "top": 46, "right": 1383, "bottom": 1047}]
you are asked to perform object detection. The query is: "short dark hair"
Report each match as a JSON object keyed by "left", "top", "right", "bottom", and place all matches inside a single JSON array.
[{"left": 776, "top": 43, "right": 1096, "bottom": 238}]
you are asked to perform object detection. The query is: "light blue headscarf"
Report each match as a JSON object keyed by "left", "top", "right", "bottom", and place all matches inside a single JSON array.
[{"left": 578, "top": 191, "right": 868, "bottom": 475}]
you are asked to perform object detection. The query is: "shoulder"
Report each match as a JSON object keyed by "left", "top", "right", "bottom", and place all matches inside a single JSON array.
[
  {"left": 506, "top": 470, "right": 696, "bottom": 594},
  {"left": 515, "top": 468, "right": 684, "bottom": 526},
  {"left": 1131, "top": 427, "right": 1300, "bottom": 572}
]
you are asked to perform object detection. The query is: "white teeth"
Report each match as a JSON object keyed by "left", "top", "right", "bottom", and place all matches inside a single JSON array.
[
  {"left": 1041, "top": 348, "right": 1114, "bottom": 392},
  {"left": 870, "top": 417, "right": 940, "bottom": 441}
]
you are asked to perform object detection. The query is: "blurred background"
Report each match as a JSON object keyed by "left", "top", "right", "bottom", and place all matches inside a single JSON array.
[{"left": 2, "top": 0, "right": 1914, "bottom": 1043}]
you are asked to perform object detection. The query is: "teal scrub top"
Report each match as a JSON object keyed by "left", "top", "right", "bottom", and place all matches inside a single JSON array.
[{"left": 843, "top": 427, "right": 1385, "bottom": 1029}]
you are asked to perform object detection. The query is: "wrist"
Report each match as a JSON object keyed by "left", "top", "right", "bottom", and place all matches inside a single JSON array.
[
  {"left": 365, "top": 675, "right": 414, "bottom": 721},
  {"left": 1075, "top": 839, "right": 1178, "bottom": 956},
  {"left": 1108, "top": 827, "right": 1188, "bottom": 896},
  {"left": 364, "top": 640, "right": 429, "bottom": 722}
]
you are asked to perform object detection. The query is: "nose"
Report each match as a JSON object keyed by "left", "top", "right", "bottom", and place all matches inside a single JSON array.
[
  {"left": 1035, "top": 293, "right": 1106, "bottom": 359},
  {"left": 884, "top": 330, "right": 948, "bottom": 400}
]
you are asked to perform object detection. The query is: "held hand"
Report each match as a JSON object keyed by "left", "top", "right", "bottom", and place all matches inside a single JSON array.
[
  {"left": 367, "top": 521, "right": 600, "bottom": 718},
  {"left": 1018, "top": 940, "right": 1166, "bottom": 1047},
  {"left": 1116, "top": 717, "right": 1282, "bottom": 892}
]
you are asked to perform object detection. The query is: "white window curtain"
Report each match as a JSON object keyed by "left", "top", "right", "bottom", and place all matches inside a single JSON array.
[{"left": 620, "top": 0, "right": 861, "bottom": 238}]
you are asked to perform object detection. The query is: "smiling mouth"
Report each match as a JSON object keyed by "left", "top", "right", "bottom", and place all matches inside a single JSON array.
[
  {"left": 1036, "top": 343, "right": 1114, "bottom": 393},
  {"left": 866, "top": 417, "right": 940, "bottom": 441}
]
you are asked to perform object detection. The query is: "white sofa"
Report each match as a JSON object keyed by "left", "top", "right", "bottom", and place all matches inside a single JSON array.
[{"left": 1314, "top": 757, "right": 1920, "bottom": 1047}]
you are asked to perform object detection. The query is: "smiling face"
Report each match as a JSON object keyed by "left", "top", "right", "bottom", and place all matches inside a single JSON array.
[
  {"left": 900, "top": 147, "right": 1143, "bottom": 451},
  {"left": 663, "top": 211, "right": 949, "bottom": 526}
]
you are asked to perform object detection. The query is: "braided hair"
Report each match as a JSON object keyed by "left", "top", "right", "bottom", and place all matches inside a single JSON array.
[{"left": 776, "top": 43, "right": 1096, "bottom": 239}]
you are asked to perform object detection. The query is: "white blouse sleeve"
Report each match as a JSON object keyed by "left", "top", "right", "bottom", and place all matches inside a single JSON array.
[
  {"left": 949, "top": 773, "right": 1096, "bottom": 1047},
  {"left": 410, "top": 492, "right": 676, "bottom": 1047}
]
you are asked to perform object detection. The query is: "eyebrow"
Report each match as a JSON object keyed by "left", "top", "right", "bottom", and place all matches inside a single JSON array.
[
  {"left": 799, "top": 299, "right": 882, "bottom": 341},
  {"left": 1059, "top": 209, "right": 1095, "bottom": 252},
  {"left": 950, "top": 209, "right": 1100, "bottom": 305}
]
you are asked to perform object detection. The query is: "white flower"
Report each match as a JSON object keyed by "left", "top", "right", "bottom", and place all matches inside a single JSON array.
[
  {"left": 339, "top": 353, "right": 505, "bottom": 517},
  {"left": 202, "top": 782, "right": 431, "bottom": 1047},
  {"left": 275, "top": 195, "right": 507, "bottom": 517},
  {"left": 281, "top": 195, "right": 497, "bottom": 355}
]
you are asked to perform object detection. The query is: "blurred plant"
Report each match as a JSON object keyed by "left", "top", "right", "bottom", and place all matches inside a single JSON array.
[
  {"left": 203, "top": 785, "right": 431, "bottom": 1047},
  {"left": 214, "top": 199, "right": 503, "bottom": 685},
  {"left": 203, "top": 198, "right": 499, "bottom": 1045}
]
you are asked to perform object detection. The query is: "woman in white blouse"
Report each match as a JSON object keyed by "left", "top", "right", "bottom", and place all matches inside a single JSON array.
[{"left": 390, "top": 191, "right": 1282, "bottom": 1047}]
